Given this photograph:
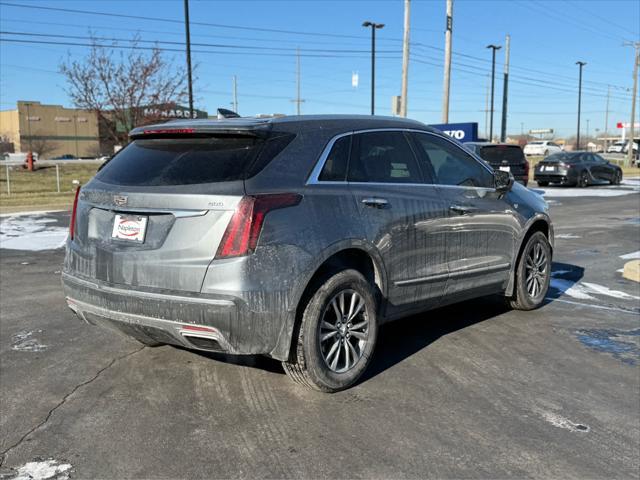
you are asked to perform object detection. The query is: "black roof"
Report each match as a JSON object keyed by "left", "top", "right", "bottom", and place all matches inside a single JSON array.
[{"left": 130, "top": 114, "right": 434, "bottom": 137}]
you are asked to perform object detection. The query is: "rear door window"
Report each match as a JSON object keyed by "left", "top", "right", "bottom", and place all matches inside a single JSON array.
[
  {"left": 96, "top": 134, "right": 292, "bottom": 186},
  {"left": 348, "top": 131, "right": 423, "bottom": 184},
  {"left": 412, "top": 133, "right": 493, "bottom": 188}
]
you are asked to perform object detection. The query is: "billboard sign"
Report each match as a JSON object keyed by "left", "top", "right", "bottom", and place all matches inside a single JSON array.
[{"left": 429, "top": 122, "right": 478, "bottom": 142}]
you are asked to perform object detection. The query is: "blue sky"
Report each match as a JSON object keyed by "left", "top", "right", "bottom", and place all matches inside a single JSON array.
[{"left": 1, "top": 0, "right": 638, "bottom": 138}]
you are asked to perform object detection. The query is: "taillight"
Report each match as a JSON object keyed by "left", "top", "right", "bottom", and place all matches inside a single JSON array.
[
  {"left": 523, "top": 159, "right": 530, "bottom": 180},
  {"left": 215, "top": 193, "right": 302, "bottom": 259},
  {"left": 69, "top": 186, "right": 80, "bottom": 240}
]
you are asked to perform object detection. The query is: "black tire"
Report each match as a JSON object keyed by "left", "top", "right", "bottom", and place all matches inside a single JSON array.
[
  {"left": 611, "top": 170, "right": 622, "bottom": 185},
  {"left": 536, "top": 181, "right": 549, "bottom": 187},
  {"left": 509, "top": 231, "right": 552, "bottom": 311},
  {"left": 577, "top": 171, "right": 589, "bottom": 188},
  {"left": 283, "top": 269, "right": 378, "bottom": 392}
]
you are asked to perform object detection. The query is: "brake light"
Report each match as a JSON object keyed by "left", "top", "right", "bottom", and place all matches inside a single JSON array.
[
  {"left": 142, "top": 128, "right": 195, "bottom": 135},
  {"left": 215, "top": 193, "right": 302, "bottom": 259},
  {"left": 523, "top": 159, "right": 530, "bottom": 181},
  {"left": 69, "top": 186, "right": 80, "bottom": 240}
]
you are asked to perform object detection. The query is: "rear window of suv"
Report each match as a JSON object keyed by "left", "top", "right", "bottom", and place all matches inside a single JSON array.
[
  {"left": 478, "top": 145, "right": 525, "bottom": 164},
  {"left": 96, "top": 133, "right": 294, "bottom": 186}
]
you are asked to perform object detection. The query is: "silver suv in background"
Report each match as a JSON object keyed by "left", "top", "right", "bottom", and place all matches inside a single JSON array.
[{"left": 63, "top": 115, "right": 553, "bottom": 392}]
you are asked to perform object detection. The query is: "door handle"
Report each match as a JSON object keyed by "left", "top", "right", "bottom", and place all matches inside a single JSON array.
[
  {"left": 449, "top": 204, "right": 476, "bottom": 215},
  {"left": 361, "top": 197, "right": 389, "bottom": 208}
]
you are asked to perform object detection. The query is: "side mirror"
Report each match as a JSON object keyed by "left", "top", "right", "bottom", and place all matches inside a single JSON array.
[{"left": 494, "top": 169, "right": 514, "bottom": 193}]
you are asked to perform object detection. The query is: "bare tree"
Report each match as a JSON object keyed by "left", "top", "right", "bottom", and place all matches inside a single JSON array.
[
  {"left": 30, "top": 138, "right": 60, "bottom": 159},
  {"left": 60, "top": 36, "right": 192, "bottom": 146}
]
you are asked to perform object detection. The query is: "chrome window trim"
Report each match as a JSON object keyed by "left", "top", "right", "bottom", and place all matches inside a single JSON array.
[{"left": 306, "top": 128, "right": 495, "bottom": 190}]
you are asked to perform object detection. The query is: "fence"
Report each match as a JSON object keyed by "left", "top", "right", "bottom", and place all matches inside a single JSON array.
[{"left": 0, "top": 160, "right": 101, "bottom": 207}]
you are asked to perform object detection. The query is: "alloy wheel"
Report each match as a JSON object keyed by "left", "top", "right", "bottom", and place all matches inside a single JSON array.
[
  {"left": 525, "top": 241, "right": 548, "bottom": 298},
  {"left": 319, "top": 289, "right": 369, "bottom": 373}
]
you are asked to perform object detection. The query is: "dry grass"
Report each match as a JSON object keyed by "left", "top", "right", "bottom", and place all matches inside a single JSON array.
[{"left": 0, "top": 163, "right": 98, "bottom": 213}]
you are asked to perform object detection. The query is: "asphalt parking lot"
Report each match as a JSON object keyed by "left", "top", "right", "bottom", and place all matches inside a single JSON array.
[{"left": 1, "top": 181, "right": 639, "bottom": 479}]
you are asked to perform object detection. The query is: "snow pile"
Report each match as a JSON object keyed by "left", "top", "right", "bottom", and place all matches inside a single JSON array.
[{"left": 0, "top": 216, "right": 68, "bottom": 251}]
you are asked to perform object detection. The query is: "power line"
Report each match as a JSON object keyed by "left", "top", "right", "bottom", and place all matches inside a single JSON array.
[
  {"left": 0, "top": 31, "right": 401, "bottom": 54},
  {"left": 0, "top": 37, "right": 401, "bottom": 60}
]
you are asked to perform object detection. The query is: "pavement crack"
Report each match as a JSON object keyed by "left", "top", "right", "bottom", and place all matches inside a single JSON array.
[{"left": 0, "top": 346, "right": 145, "bottom": 468}]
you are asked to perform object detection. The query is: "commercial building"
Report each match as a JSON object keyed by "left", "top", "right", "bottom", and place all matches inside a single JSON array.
[{"left": 0, "top": 101, "right": 100, "bottom": 158}]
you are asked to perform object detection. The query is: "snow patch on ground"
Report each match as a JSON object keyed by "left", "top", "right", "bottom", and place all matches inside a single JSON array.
[
  {"left": 539, "top": 411, "right": 589, "bottom": 433},
  {"left": 12, "top": 459, "right": 72, "bottom": 480},
  {"left": 620, "top": 251, "right": 640, "bottom": 260},
  {"left": 11, "top": 330, "right": 47, "bottom": 352},
  {"left": 533, "top": 186, "right": 639, "bottom": 198},
  {"left": 0, "top": 216, "right": 67, "bottom": 251},
  {"left": 550, "top": 272, "right": 639, "bottom": 301},
  {"left": 550, "top": 278, "right": 595, "bottom": 300}
]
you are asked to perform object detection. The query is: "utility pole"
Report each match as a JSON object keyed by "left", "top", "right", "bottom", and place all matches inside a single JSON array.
[
  {"left": 486, "top": 44, "right": 501, "bottom": 142},
  {"left": 363, "top": 21, "right": 385, "bottom": 115},
  {"left": 291, "top": 48, "right": 305, "bottom": 115},
  {"left": 625, "top": 42, "right": 639, "bottom": 166},
  {"left": 576, "top": 61, "right": 586, "bottom": 150},
  {"left": 500, "top": 34, "right": 510, "bottom": 142},
  {"left": 232, "top": 76, "right": 238, "bottom": 113},
  {"left": 184, "top": 0, "right": 194, "bottom": 118},
  {"left": 586, "top": 119, "right": 590, "bottom": 139},
  {"left": 400, "top": 0, "right": 411, "bottom": 117},
  {"left": 441, "top": 0, "right": 453, "bottom": 123},
  {"left": 484, "top": 77, "right": 490, "bottom": 139},
  {"left": 604, "top": 85, "right": 610, "bottom": 152}
]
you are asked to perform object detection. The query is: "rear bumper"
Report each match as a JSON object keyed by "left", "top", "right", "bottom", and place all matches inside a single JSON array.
[
  {"left": 534, "top": 171, "right": 576, "bottom": 185},
  {"left": 62, "top": 272, "right": 279, "bottom": 357}
]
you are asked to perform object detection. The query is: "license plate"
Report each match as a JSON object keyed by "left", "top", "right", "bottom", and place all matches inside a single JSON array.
[
  {"left": 112, "top": 214, "right": 148, "bottom": 242},
  {"left": 499, "top": 166, "right": 510, "bottom": 172},
  {"left": 545, "top": 166, "right": 555, "bottom": 171}
]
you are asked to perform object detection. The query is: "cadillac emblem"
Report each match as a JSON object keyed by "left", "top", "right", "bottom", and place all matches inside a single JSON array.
[{"left": 113, "top": 195, "right": 128, "bottom": 207}]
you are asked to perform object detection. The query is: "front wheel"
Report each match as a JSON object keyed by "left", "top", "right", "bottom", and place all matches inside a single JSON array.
[
  {"left": 509, "top": 231, "right": 551, "bottom": 311},
  {"left": 283, "top": 269, "right": 378, "bottom": 392},
  {"left": 611, "top": 170, "right": 622, "bottom": 185},
  {"left": 577, "top": 171, "right": 589, "bottom": 188}
]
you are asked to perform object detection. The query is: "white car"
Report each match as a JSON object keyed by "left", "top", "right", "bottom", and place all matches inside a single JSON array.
[
  {"left": 622, "top": 141, "right": 639, "bottom": 154},
  {"left": 523, "top": 141, "right": 563, "bottom": 157},
  {"left": 607, "top": 141, "right": 626, "bottom": 153}
]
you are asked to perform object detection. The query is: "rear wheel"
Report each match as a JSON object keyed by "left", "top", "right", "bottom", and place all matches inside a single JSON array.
[
  {"left": 509, "top": 231, "right": 551, "bottom": 311},
  {"left": 577, "top": 171, "right": 589, "bottom": 188},
  {"left": 536, "top": 181, "right": 549, "bottom": 187},
  {"left": 283, "top": 269, "right": 378, "bottom": 392}
]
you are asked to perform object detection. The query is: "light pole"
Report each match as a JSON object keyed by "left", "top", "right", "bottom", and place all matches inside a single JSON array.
[
  {"left": 486, "top": 44, "right": 501, "bottom": 142},
  {"left": 576, "top": 61, "right": 586, "bottom": 150},
  {"left": 184, "top": 0, "right": 194, "bottom": 118},
  {"left": 363, "top": 21, "right": 385, "bottom": 115}
]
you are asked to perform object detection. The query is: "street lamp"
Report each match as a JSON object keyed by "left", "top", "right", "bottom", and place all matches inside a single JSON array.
[
  {"left": 486, "top": 44, "right": 501, "bottom": 142},
  {"left": 576, "top": 61, "right": 586, "bottom": 150},
  {"left": 363, "top": 21, "right": 385, "bottom": 115}
]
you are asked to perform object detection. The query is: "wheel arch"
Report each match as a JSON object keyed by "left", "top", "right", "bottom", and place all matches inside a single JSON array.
[
  {"left": 505, "top": 216, "right": 553, "bottom": 297},
  {"left": 272, "top": 241, "right": 387, "bottom": 361}
]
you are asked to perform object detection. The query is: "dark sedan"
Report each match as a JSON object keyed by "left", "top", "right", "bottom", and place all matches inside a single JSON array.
[{"left": 534, "top": 152, "right": 622, "bottom": 187}]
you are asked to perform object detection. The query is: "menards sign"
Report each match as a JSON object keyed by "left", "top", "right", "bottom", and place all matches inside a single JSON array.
[{"left": 142, "top": 105, "right": 208, "bottom": 119}]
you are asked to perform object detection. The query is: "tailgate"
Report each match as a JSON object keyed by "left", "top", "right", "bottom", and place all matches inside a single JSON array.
[{"left": 66, "top": 189, "right": 241, "bottom": 292}]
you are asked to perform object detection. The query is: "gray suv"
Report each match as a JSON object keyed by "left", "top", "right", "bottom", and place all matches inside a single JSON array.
[{"left": 62, "top": 115, "right": 553, "bottom": 392}]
